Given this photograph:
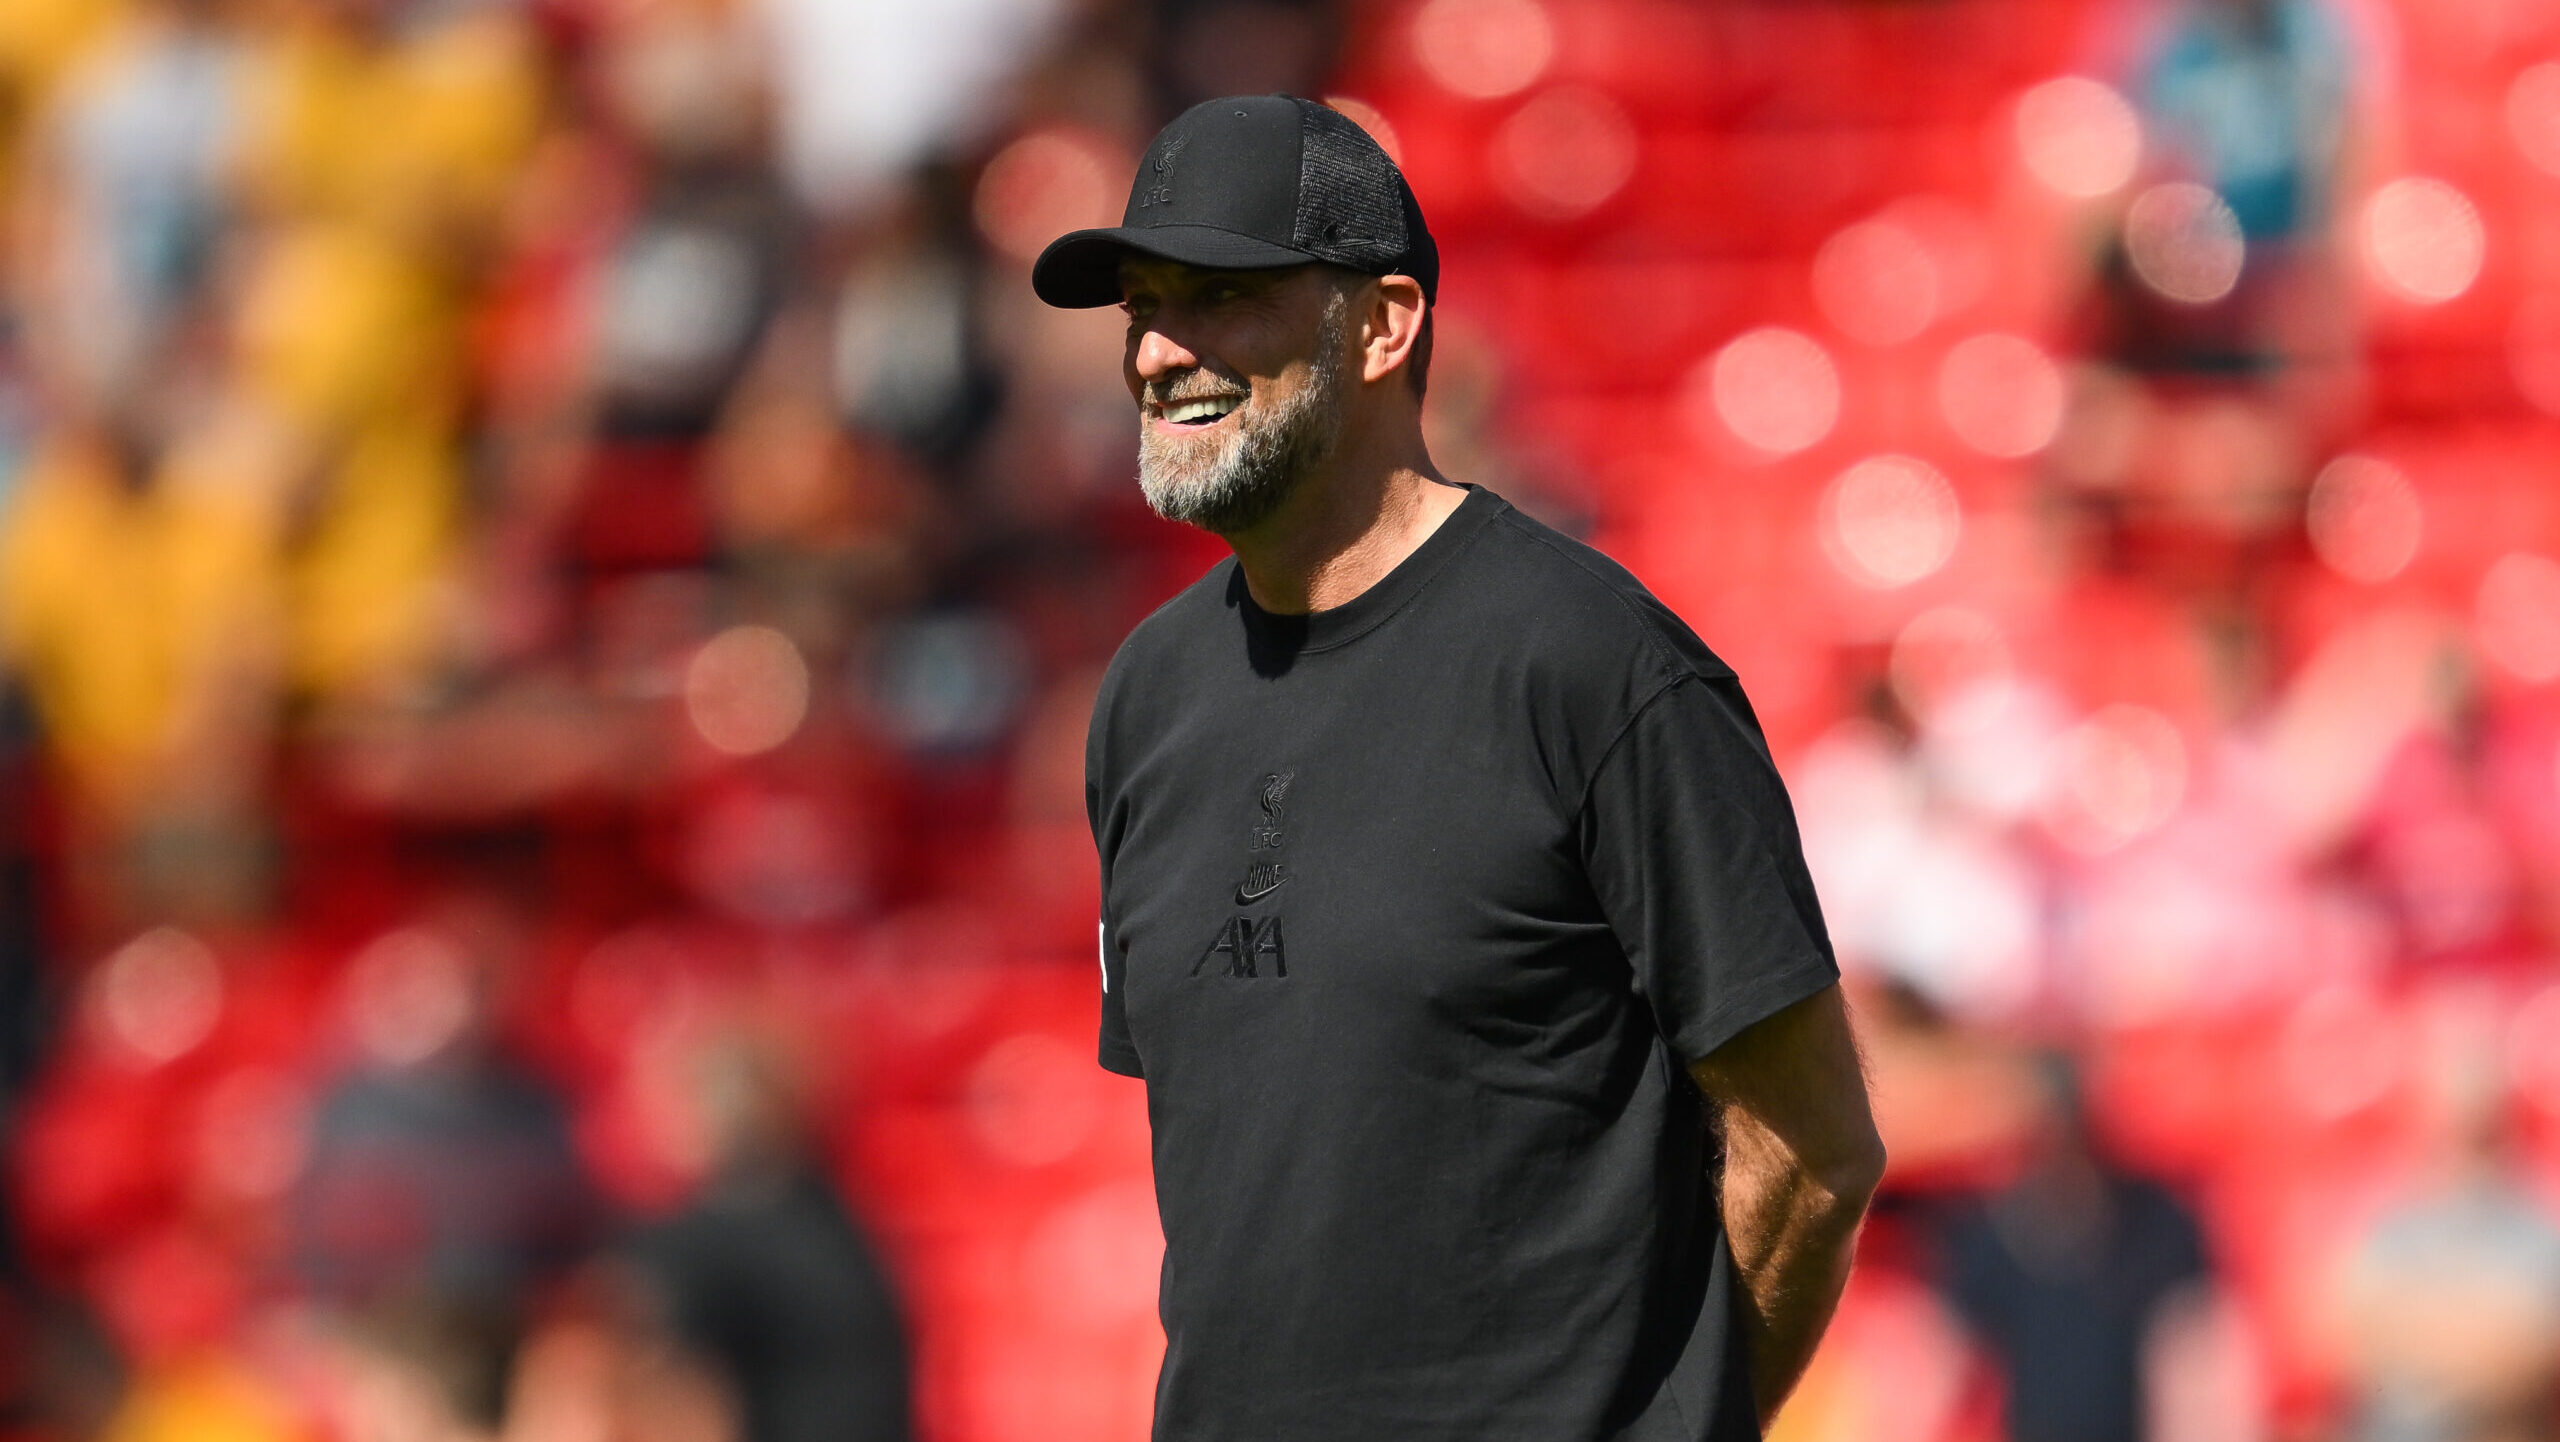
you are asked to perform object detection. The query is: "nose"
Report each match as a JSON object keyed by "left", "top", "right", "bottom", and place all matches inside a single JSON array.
[{"left": 1129, "top": 323, "right": 1200, "bottom": 385}]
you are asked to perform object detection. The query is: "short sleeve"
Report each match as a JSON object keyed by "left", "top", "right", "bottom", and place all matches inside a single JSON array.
[
  {"left": 1097, "top": 905, "right": 1141, "bottom": 1077},
  {"left": 1087, "top": 697, "right": 1143, "bottom": 1075},
  {"left": 1578, "top": 671, "right": 1839, "bottom": 1063}
]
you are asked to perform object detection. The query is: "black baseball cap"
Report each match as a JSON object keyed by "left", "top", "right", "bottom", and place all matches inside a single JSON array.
[{"left": 1031, "top": 94, "right": 1439, "bottom": 310}]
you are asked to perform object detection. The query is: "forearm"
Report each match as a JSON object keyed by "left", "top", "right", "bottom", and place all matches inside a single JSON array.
[
  {"left": 1686, "top": 985, "right": 1885, "bottom": 1428},
  {"left": 1717, "top": 1100, "right": 1879, "bottom": 1426}
]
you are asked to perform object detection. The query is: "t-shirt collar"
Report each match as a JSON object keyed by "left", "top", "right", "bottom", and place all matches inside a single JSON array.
[{"left": 1227, "top": 482, "right": 1502, "bottom": 654}]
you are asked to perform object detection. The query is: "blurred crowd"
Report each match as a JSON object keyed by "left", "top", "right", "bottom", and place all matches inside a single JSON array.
[
  {"left": 0, "top": 0, "right": 2556, "bottom": 1440},
  {"left": 0, "top": 0, "right": 1282, "bottom": 1435}
]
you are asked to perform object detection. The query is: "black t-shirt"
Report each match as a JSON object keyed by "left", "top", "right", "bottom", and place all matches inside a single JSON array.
[{"left": 1086, "top": 483, "right": 1839, "bottom": 1441}]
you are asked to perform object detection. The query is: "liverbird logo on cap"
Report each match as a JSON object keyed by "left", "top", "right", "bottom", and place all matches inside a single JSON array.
[{"left": 1138, "top": 133, "right": 1186, "bottom": 209}]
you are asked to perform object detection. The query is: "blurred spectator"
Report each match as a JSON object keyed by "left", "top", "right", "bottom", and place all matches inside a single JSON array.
[
  {"left": 218, "top": 0, "right": 541, "bottom": 701},
  {"left": 0, "top": 1283, "right": 126, "bottom": 1442},
  {"left": 762, "top": 0, "right": 1070, "bottom": 210},
  {"left": 292, "top": 905, "right": 598, "bottom": 1309},
  {"left": 2338, "top": 1001, "right": 2560, "bottom": 1442},
  {"left": 1931, "top": 1054, "right": 2231, "bottom": 1442},
  {"left": 707, "top": 372, "right": 927, "bottom": 673},
  {"left": 626, "top": 1031, "right": 912, "bottom": 1442},
  {"left": 318, "top": 1293, "right": 517, "bottom": 1442},
  {"left": 826, "top": 185, "right": 992, "bottom": 465},
  {"left": 504, "top": 1279, "right": 741, "bottom": 1442},
  {"left": 2094, "top": 0, "right": 2363, "bottom": 383},
  {"left": 0, "top": 318, "right": 283, "bottom": 932},
  {"left": 8, "top": 0, "right": 239, "bottom": 418},
  {"left": 588, "top": 7, "right": 790, "bottom": 446},
  {"left": 2137, "top": 0, "right": 2357, "bottom": 245}
]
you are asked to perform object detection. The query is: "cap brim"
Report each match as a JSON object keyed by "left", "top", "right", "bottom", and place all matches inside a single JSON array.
[{"left": 1031, "top": 224, "right": 1323, "bottom": 308}]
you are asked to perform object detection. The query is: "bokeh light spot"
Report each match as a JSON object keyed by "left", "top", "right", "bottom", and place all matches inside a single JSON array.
[
  {"left": 2015, "top": 76, "right": 2142, "bottom": 198},
  {"left": 2507, "top": 62, "right": 2560, "bottom": 178},
  {"left": 93, "top": 928, "right": 221, "bottom": 1065},
  {"left": 1821, "top": 455, "right": 1961, "bottom": 588},
  {"left": 973, "top": 129, "right": 1122, "bottom": 265},
  {"left": 348, "top": 928, "right": 475, "bottom": 1068},
  {"left": 1695, "top": 327, "right": 1840, "bottom": 456},
  {"left": 2124, "top": 182, "right": 2245, "bottom": 305},
  {"left": 2043, "top": 704, "right": 2187, "bottom": 853},
  {"left": 1938, "top": 333, "right": 2064, "bottom": 458},
  {"left": 1491, "top": 87, "right": 1638, "bottom": 219},
  {"left": 2363, "top": 177, "right": 2485, "bottom": 304},
  {"left": 1412, "top": 0, "right": 1554, "bottom": 100},
  {"left": 2476, "top": 552, "right": 2560, "bottom": 682},
  {"left": 1813, "top": 216, "right": 1940, "bottom": 345},
  {"left": 687, "top": 625, "right": 811, "bottom": 756},
  {"left": 2304, "top": 454, "right": 2422, "bottom": 584}
]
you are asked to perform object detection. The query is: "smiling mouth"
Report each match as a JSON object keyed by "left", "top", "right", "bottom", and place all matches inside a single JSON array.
[{"left": 1156, "top": 394, "right": 1244, "bottom": 427}]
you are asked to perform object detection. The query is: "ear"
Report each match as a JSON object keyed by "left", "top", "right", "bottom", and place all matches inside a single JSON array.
[{"left": 1358, "top": 275, "right": 1428, "bottom": 388}]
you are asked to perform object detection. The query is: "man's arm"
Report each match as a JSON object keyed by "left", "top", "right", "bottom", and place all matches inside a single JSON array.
[{"left": 1686, "top": 982, "right": 1885, "bottom": 1428}]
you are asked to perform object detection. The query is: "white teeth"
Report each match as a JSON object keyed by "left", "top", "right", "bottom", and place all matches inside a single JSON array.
[{"left": 1163, "top": 397, "right": 1240, "bottom": 423}]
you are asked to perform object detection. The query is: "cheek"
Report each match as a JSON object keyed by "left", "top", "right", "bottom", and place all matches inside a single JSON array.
[{"left": 1240, "top": 372, "right": 1291, "bottom": 416}]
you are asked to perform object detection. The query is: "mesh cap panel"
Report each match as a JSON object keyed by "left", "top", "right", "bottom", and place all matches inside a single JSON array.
[{"left": 1294, "top": 102, "right": 1409, "bottom": 270}]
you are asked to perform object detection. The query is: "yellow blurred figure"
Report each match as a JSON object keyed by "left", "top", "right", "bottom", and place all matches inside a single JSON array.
[
  {"left": 96, "top": 1355, "right": 304, "bottom": 1442},
  {"left": 287, "top": 411, "right": 457, "bottom": 698},
  {"left": 225, "top": 226, "right": 462, "bottom": 696},
  {"left": 0, "top": 429, "right": 280, "bottom": 813},
  {"left": 211, "top": 0, "right": 542, "bottom": 698},
  {"left": 0, "top": 0, "right": 543, "bottom": 827},
  {"left": 233, "top": 0, "right": 544, "bottom": 251},
  {"left": 230, "top": 212, "right": 447, "bottom": 433}
]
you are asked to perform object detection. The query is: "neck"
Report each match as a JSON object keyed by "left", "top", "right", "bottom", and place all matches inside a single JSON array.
[{"left": 1223, "top": 419, "right": 1465, "bottom": 614}]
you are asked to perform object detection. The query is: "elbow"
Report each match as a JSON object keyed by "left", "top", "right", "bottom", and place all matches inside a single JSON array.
[{"left": 1821, "top": 1125, "right": 1887, "bottom": 1213}]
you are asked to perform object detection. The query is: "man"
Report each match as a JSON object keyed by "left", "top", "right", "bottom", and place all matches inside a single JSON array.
[{"left": 1039, "top": 95, "right": 1884, "bottom": 1440}]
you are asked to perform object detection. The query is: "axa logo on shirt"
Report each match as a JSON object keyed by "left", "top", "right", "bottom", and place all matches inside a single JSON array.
[
  {"left": 1194, "top": 769, "right": 1294, "bottom": 980},
  {"left": 1193, "top": 915, "right": 1286, "bottom": 978}
]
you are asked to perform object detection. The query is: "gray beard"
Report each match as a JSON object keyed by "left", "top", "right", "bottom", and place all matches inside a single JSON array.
[{"left": 1135, "top": 299, "right": 1347, "bottom": 535}]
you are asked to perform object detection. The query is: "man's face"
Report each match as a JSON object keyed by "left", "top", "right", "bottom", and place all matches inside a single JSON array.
[{"left": 1120, "top": 259, "right": 1355, "bottom": 535}]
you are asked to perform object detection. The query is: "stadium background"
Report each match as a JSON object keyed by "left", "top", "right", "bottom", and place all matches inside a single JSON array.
[{"left": 2, "top": 0, "right": 2560, "bottom": 1439}]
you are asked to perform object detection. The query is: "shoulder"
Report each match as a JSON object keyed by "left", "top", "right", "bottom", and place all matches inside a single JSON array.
[
  {"left": 1089, "top": 556, "right": 1235, "bottom": 731},
  {"left": 1109, "top": 553, "right": 1234, "bottom": 665},
  {"left": 1430, "top": 494, "right": 1751, "bottom": 803},
  {"left": 1464, "top": 495, "right": 1734, "bottom": 693}
]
